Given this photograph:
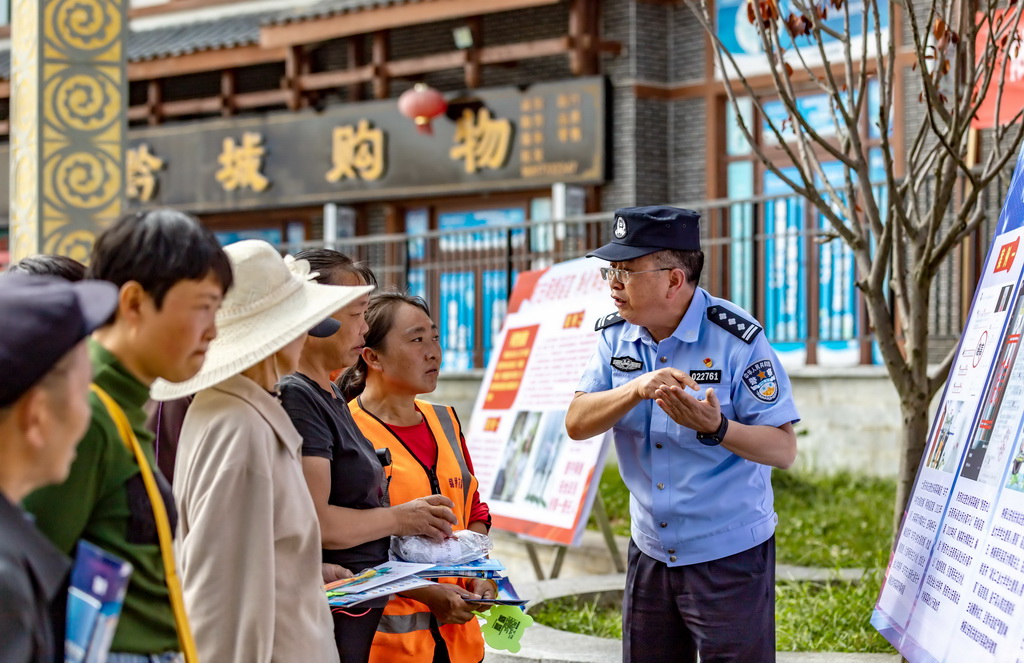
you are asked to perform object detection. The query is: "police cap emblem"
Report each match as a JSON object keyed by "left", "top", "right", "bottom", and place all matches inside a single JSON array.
[{"left": 614, "top": 216, "right": 627, "bottom": 239}]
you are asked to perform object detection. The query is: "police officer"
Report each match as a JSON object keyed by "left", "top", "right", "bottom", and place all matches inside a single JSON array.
[{"left": 566, "top": 206, "right": 799, "bottom": 663}]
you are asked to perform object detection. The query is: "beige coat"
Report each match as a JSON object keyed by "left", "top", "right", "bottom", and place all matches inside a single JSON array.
[{"left": 174, "top": 374, "right": 339, "bottom": 663}]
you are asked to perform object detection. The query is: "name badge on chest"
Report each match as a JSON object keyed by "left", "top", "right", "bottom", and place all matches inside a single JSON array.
[{"left": 689, "top": 370, "right": 722, "bottom": 384}]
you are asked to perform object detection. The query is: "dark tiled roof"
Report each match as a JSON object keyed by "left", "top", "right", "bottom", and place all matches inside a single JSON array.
[
  {"left": 128, "top": 11, "right": 274, "bottom": 62},
  {"left": 265, "top": 0, "right": 426, "bottom": 26},
  {"left": 0, "top": 10, "right": 275, "bottom": 79},
  {"left": 0, "top": 0, "right": 429, "bottom": 79}
]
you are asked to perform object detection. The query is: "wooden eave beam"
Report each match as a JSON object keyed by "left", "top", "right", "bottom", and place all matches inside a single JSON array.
[
  {"left": 128, "top": 44, "right": 289, "bottom": 80},
  {"left": 260, "top": 0, "right": 560, "bottom": 49},
  {"left": 478, "top": 36, "right": 570, "bottom": 64},
  {"left": 300, "top": 65, "right": 375, "bottom": 91}
]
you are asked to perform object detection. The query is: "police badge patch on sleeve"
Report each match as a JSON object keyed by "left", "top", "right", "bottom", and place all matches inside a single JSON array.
[
  {"left": 743, "top": 359, "right": 779, "bottom": 403},
  {"left": 611, "top": 356, "right": 643, "bottom": 372}
]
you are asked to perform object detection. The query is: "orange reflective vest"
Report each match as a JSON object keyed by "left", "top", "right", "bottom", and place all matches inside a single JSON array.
[{"left": 349, "top": 398, "right": 485, "bottom": 663}]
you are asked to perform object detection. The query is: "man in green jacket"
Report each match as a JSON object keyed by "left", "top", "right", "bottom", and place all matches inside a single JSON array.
[{"left": 24, "top": 209, "right": 232, "bottom": 662}]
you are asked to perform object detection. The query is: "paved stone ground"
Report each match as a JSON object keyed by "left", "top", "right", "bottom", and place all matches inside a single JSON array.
[{"left": 484, "top": 572, "right": 900, "bottom": 663}]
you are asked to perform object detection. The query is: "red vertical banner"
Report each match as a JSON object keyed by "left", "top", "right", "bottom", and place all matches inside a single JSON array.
[
  {"left": 972, "top": 11, "right": 1024, "bottom": 129},
  {"left": 482, "top": 325, "right": 539, "bottom": 410}
]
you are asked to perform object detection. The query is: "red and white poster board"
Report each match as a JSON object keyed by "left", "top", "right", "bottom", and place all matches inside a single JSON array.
[{"left": 465, "top": 258, "right": 612, "bottom": 546}]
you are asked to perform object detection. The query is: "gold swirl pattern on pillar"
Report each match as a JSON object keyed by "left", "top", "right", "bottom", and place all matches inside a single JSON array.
[
  {"left": 47, "top": 0, "right": 120, "bottom": 53},
  {"left": 48, "top": 148, "right": 121, "bottom": 210},
  {"left": 47, "top": 70, "right": 121, "bottom": 133},
  {"left": 11, "top": 0, "right": 125, "bottom": 263},
  {"left": 46, "top": 229, "right": 96, "bottom": 262}
]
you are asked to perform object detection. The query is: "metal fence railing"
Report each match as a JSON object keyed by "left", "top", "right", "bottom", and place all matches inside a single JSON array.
[{"left": 281, "top": 186, "right": 997, "bottom": 370}]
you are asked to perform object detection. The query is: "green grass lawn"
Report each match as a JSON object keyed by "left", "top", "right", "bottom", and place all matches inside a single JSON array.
[{"left": 562, "top": 465, "right": 899, "bottom": 652}]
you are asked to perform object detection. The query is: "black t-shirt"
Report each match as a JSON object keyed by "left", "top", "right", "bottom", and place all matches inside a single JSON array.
[{"left": 279, "top": 373, "right": 390, "bottom": 573}]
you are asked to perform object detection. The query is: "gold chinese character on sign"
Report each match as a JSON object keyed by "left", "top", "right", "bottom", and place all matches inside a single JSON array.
[
  {"left": 325, "top": 119, "right": 385, "bottom": 183},
  {"left": 216, "top": 132, "right": 269, "bottom": 192},
  {"left": 450, "top": 108, "right": 511, "bottom": 174},
  {"left": 125, "top": 144, "right": 164, "bottom": 202},
  {"left": 519, "top": 96, "right": 546, "bottom": 164}
]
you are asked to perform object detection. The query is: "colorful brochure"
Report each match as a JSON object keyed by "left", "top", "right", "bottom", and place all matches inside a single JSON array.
[{"left": 325, "top": 561, "right": 436, "bottom": 608}]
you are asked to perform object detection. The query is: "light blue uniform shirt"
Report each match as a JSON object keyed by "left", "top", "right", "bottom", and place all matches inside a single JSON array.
[{"left": 577, "top": 287, "right": 800, "bottom": 566}]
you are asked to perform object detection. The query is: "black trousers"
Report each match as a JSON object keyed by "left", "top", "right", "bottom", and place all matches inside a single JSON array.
[
  {"left": 333, "top": 606, "right": 385, "bottom": 663},
  {"left": 622, "top": 537, "right": 776, "bottom": 663}
]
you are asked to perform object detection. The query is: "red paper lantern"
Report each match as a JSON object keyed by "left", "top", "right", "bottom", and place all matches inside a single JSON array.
[{"left": 398, "top": 84, "right": 448, "bottom": 135}]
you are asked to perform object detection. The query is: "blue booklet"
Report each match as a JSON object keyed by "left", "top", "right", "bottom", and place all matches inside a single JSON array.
[
  {"left": 65, "top": 540, "right": 133, "bottom": 663},
  {"left": 417, "top": 558, "right": 507, "bottom": 578}
]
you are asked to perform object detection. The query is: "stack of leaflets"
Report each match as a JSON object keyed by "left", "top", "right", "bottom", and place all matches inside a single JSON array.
[
  {"left": 65, "top": 540, "right": 133, "bottom": 663},
  {"left": 325, "top": 561, "right": 436, "bottom": 608},
  {"left": 324, "top": 559, "right": 529, "bottom": 608},
  {"left": 418, "top": 559, "right": 528, "bottom": 607},
  {"left": 417, "top": 558, "right": 506, "bottom": 579}
]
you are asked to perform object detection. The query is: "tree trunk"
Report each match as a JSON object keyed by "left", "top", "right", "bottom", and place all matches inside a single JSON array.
[{"left": 894, "top": 395, "right": 933, "bottom": 536}]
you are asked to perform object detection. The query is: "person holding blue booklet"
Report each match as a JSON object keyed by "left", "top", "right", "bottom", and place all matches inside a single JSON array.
[{"left": 0, "top": 273, "right": 118, "bottom": 663}]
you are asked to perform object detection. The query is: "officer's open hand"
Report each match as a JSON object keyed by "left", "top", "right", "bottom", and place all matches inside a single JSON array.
[
  {"left": 654, "top": 384, "right": 722, "bottom": 433},
  {"left": 631, "top": 368, "right": 699, "bottom": 401}
]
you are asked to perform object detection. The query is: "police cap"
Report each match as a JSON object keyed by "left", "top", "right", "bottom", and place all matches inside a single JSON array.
[
  {"left": 586, "top": 206, "right": 701, "bottom": 262},
  {"left": 0, "top": 273, "right": 118, "bottom": 407}
]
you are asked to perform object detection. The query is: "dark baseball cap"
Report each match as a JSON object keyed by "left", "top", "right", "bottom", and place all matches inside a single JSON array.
[
  {"left": 586, "top": 206, "right": 701, "bottom": 262},
  {"left": 0, "top": 273, "right": 119, "bottom": 407}
]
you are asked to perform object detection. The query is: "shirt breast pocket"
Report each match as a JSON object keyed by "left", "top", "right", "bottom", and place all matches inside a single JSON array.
[
  {"left": 611, "top": 369, "right": 648, "bottom": 435},
  {"left": 714, "top": 380, "right": 737, "bottom": 423}
]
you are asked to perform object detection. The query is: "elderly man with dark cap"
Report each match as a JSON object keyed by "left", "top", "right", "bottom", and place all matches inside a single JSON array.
[
  {"left": 566, "top": 206, "right": 800, "bottom": 663},
  {"left": 0, "top": 274, "right": 119, "bottom": 663}
]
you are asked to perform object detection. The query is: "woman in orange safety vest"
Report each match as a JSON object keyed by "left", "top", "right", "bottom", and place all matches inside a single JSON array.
[{"left": 341, "top": 292, "right": 493, "bottom": 663}]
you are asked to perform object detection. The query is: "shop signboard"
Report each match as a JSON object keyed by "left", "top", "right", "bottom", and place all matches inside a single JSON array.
[
  {"left": 873, "top": 145, "right": 1024, "bottom": 662},
  {"left": 466, "top": 257, "right": 611, "bottom": 546},
  {"left": 99, "top": 77, "right": 606, "bottom": 214}
]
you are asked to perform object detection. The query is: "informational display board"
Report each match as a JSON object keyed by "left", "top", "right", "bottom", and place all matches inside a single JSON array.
[
  {"left": 465, "top": 257, "right": 612, "bottom": 546},
  {"left": 873, "top": 146, "right": 1024, "bottom": 662}
]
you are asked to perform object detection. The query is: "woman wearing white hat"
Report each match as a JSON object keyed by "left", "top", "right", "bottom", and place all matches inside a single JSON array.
[{"left": 150, "top": 240, "right": 371, "bottom": 663}]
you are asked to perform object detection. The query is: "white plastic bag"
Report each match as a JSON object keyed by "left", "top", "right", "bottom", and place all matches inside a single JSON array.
[{"left": 391, "top": 529, "right": 494, "bottom": 565}]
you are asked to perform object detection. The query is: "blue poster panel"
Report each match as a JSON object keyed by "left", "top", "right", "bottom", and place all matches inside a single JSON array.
[
  {"left": 872, "top": 144, "right": 1024, "bottom": 662},
  {"left": 715, "top": 0, "right": 889, "bottom": 77},
  {"left": 439, "top": 271, "right": 475, "bottom": 372},
  {"left": 214, "top": 228, "right": 282, "bottom": 246},
  {"left": 763, "top": 167, "right": 808, "bottom": 362},
  {"left": 437, "top": 208, "right": 525, "bottom": 371}
]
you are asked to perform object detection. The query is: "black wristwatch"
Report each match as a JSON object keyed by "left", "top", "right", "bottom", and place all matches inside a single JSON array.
[{"left": 695, "top": 413, "right": 729, "bottom": 446}]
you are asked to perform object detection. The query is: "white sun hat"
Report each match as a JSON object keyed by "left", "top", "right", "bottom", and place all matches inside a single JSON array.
[{"left": 150, "top": 239, "right": 372, "bottom": 402}]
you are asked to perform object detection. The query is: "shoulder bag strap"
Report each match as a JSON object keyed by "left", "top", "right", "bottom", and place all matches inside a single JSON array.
[{"left": 90, "top": 384, "right": 199, "bottom": 663}]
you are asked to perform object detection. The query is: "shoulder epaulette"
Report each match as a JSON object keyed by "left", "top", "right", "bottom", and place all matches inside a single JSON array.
[
  {"left": 594, "top": 311, "right": 625, "bottom": 331},
  {"left": 706, "top": 305, "right": 761, "bottom": 344}
]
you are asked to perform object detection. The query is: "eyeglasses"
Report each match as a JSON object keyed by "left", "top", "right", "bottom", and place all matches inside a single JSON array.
[{"left": 599, "top": 267, "right": 672, "bottom": 284}]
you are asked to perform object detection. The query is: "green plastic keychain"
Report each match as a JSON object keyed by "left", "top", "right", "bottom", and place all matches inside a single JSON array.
[{"left": 475, "top": 604, "right": 534, "bottom": 653}]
